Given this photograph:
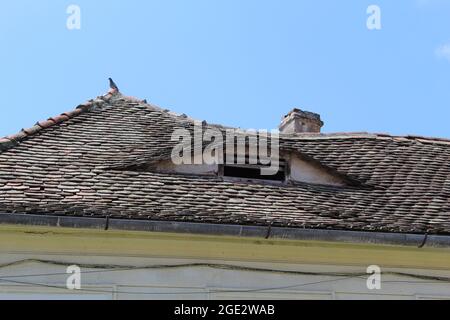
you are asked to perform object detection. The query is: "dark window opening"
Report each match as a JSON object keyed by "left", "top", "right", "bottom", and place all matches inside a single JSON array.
[{"left": 223, "top": 159, "right": 286, "bottom": 182}]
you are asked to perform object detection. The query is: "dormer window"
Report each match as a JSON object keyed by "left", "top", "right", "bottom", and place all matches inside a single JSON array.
[
  {"left": 148, "top": 151, "right": 350, "bottom": 187},
  {"left": 222, "top": 157, "right": 287, "bottom": 182}
]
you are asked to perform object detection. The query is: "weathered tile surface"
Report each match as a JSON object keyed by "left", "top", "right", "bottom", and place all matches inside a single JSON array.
[{"left": 0, "top": 92, "right": 449, "bottom": 235}]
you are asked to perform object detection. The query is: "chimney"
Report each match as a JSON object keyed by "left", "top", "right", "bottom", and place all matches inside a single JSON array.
[{"left": 279, "top": 108, "right": 324, "bottom": 134}]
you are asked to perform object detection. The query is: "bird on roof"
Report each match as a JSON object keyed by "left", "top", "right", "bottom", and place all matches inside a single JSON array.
[{"left": 109, "top": 78, "right": 119, "bottom": 92}]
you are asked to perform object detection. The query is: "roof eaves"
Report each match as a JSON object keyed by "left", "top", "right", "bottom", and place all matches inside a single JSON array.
[{"left": 1, "top": 213, "right": 449, "bottom": 248}]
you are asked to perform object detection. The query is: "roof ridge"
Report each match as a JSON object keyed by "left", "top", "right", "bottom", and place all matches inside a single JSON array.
[
  {"left": 0, "top": 89, "right": 227, "bottom": 154},
  {"left": 115, "top": 94, "right": 238, "bottom": 130},
  {"left": 282, "top": 132, "right": 450, "bottom": 145},
  {"left": 397, "top": 134, "right": 450, "bottom": 145},
  {"left": 0, "top": 90, "right": 119, "bottom": 153},
  {"left": 2, "top": 87, "right": 450, "bottom": 152},
  {"left": 374, "top": 133, "right": 450, "bottom": 145}
]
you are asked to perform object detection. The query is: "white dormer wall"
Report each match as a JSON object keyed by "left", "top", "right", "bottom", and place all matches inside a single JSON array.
[
  {"left": 286, "top": 153, "right": 346, "bottom": 187},
  {"left": 153, "top": 151, "right": 346, "bottom": 187}
]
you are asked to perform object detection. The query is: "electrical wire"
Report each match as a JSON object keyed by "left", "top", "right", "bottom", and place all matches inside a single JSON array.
[
  {"left": 1, "top": 276, "right": 448, "bottom": 297},
  {"left": 1, "top": 259, "right": 450, "bottom": 283},
  {"left": 0, "top": 274, "right": 365, "bottom": 296},
  {"left": 0, "top": 259, "right": 375, "bottom": 279},
  {"left": 0, "top": 259, "right": 449, "bottom": 296}
]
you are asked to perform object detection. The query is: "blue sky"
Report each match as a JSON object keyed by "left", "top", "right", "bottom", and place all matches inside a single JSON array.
[{"left": 1, "top": 0, "right": 450, "bottom": 138}]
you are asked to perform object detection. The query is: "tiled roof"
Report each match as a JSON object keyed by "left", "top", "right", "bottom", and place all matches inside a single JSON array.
[{"left": 0, "top": 90, "right": 449, "bottom": 235}]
